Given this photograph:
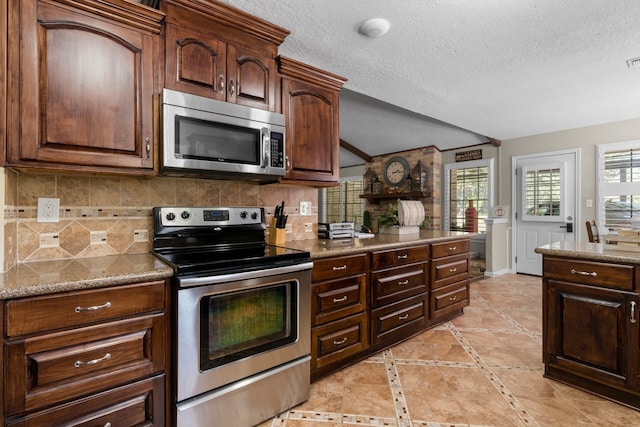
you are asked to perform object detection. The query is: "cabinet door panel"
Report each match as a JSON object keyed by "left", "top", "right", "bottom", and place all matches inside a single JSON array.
[
  {"left": 545, "top": 280, "right": 639, "bottom": 389},
  {"left": 282, "top": 79, "right": 338, "bottom": 182},
  {"left": 9, "top": 0, "right": 159, "bottom": 171},
  {"left": 165, "top": 24, "right": 226, "bottom": 100},
  {"left": 229, "top": 45, "right": 277, "bottom": 111}
]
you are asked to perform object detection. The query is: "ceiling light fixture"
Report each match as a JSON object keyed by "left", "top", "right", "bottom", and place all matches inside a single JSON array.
[{"left": 358, "top": 18, "right": 390, "bottom": 38}]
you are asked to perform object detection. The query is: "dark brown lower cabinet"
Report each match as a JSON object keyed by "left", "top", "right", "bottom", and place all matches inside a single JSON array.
[
  {"left": 1, "top": 280, "right": 169, "bottom": 426},
  {"left": 543, "top": 255, "right": 640, "bottom": 409},
  {"left": 311, "top": 239, "right": 471, "bottom": 380}
]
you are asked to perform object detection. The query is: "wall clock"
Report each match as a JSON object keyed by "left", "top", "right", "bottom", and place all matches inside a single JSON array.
[{"left": 383, "top": 156, "right": 410, "bottom": 187}]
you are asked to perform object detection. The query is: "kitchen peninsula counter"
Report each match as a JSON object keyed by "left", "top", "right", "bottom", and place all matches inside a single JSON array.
[
  {"left": 285, "top": 230, "right": 474, "bottom": 259},
  {"left": 0, "top": 253, "right": 173, "bottom": 300},
  {"left": 535, "top": 240, "right": 640, "bottom": 263},
  {"left": 536, "top": 240, "right": 640, "bottom": 410}
]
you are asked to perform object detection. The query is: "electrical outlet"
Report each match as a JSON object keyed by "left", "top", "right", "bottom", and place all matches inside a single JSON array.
[
  {"left": 300, "top": 201, "right": 312, "bottom": 216},
  {"left": 37, "top": 198, "right": 60, "bottom": 223},
  {"left": 133, "top": 229, "right": 149, "bottom": 243}
]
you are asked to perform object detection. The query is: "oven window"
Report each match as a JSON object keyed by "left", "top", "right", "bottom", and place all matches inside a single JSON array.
[
  {"left": 175, "top": 115, "right": 260, "bottom": 165},
  {"left": 200, "top": 282, "right": 298, "bottom": 371}
]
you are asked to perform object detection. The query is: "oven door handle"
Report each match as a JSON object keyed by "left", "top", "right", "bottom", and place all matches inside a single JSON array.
[{"left": 177, "top": 262, "right": 314, "bottom": 287}]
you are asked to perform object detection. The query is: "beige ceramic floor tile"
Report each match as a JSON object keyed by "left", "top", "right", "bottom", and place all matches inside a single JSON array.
[{"left": 341, "top": 383, "right": 396, "bottom": 418}]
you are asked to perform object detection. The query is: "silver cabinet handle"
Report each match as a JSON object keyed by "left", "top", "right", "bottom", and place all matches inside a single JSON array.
[
  {"left": 449, "top": 296, "right": 457, "bottom": 301},
  {"left": 145, "top": 137, "right": 151, "bottom": 159},
  {"left": 570, "top": 269, "right": 597, "bottom": 277},
  {"left": 333, "top": 295, "right": 348, "bottom": 303},
  {"left": 398, "top": 280, "right": 409, "bottom": 285},
  {"left": 398, "top": 313, "right": 409, "bottom": 320},
  {"left": 397, "top": 254, "right": 408, "bottom": 259},
  {"left": 74, "top": 352, "right": 111, "bottom": 368},
  {"left": 449, "top": 267, "right": 457, "bottom": 272},
  {"left": 632, "top": 302, "right": 637, "bottom": 324},
  {"left": 229, "top": 79, "right": 236, "bottom": 96},
  {"left": 75, "top": 301, "right": 111, "bottom": 313},
  {"left": 332, "top": 265, "right": 347, "bottom": 271},
  {"left": 333, "top": 337, "right": 348, "bottom": 345},
  {"left": 218, "top": 74, "right": 225, "bottom": 94},
  {"left": 449, "top": 246, "right": 457, "bottom": 251}
]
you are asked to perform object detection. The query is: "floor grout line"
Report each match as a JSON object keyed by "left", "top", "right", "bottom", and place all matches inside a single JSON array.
[{"left": 447, "top": 320, "right": 540, "bottom": 427}]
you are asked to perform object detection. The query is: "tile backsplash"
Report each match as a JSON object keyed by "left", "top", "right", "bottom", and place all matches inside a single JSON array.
[{"left": 3, "top": 169, "right": 318, "bottom": 271}]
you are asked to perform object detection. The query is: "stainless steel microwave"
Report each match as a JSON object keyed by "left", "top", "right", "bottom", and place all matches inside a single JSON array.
[{"left": 161, "top": 89, "right": 286, "bottom": 181}]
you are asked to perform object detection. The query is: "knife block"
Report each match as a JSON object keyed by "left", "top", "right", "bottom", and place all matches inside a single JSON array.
[{"left": 269, "top": 218, "right": 285, "bottom": 245}]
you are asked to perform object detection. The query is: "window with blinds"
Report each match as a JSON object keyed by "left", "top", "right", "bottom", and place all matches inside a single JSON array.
[
  {"left": 322, "top": 180, "right": 364, "bottom": 225},
  {"left": 446, "top": 161, "right": 491, "bottom": 233},
  {"left": 601, "top": 148, "right": 640, "bottom": 229}
]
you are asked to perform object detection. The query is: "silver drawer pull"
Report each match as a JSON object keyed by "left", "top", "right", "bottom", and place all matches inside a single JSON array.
[
  {"left": 75, "top": 301, "right": 112, "bottom": 313},
  {"left": 449, "top": 267, "right": 457, "bottom": 272},
  {"left": 449, "top": 296, "right": 457, "bottom": 301},
  {"left": 397, "top": 254, "right": 408, "bottom": 259},
  {"left": 632, "top": 302, "right": 637, "bottom": 324},
  {"left": 570, "top": 269, "right": 597, "bottom": 277},
  {"left": 332, "top": 265, "right": 347, "bottom": 271},
  {"left": 105, "top": 423, "right": 112, "bottom": 427},
  {"left": 333, "top": 337, "right": 348, "bottom": 345},
  {"left": 449, "top": 246, "right": 457, "bottom": 251},
  {"left": 333, "top": 295, "right": 348, "bottom": 303},
  {"left": 74, "top": 352, "right": 111, "bottom": 368},
  {"left": 398, "top": 313, "right": 409, "bottom": 320},
  {"left": 398, "top": 280, "right": 409, "bottom": 285}
]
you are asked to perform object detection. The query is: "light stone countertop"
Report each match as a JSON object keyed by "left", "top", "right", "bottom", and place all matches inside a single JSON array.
[
  {"left": 284, "top": 230, "right": 475, "bottom": 259},
  {"left": 0, "top": 253, "right": 174, "bottom": 300},
  {"left": 0, "top": 231, "right": 474, "bottom": 300},
  {"left": 535, "top": 240, "right": 640, "bottom": 264}
]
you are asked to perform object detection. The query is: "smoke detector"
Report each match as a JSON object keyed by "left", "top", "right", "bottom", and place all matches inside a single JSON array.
[{"left": 358, "top": 18, "right": 390, "bottom": 38}]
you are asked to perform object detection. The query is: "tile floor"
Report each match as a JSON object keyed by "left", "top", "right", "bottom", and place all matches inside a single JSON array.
[{"left": 259, "top": 273, "right": 640, "bottom": 427}]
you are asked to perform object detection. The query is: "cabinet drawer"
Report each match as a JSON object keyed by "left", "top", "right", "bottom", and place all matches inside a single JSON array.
[
  {"left": 312, "top": 254, "right": 367, "bottom": 282},
  {"left": 371, "top": 245, "right": 429, "bottom": 271},
  {"left": 5, "top": 375, "right": 164, "bottom": 427},
  {"left": 431, "top": 280, "right": 470, "bottom": 320},
  {"left": 311, "top": 275, "right": 367, "bottom": 326},
  {"left": 6, "top": 281, "right": 165, "bottom": 337},
  {"left": 4, "top": 314, "right": 166, "bottom": 416},
  {"left": 371, "top": 264, "right": 427, "bottom": 308},
  {"left": 431, "top": 239, "right": 470, "bottom": 259},
  {"left": 371, "top": 294, "right": 426, "bottom": 347},
  {"left": 432, "top": 254, "right": 469, "bottom": 289},
  {"left": 544, "top": 257, "right": 635, "bottom": 290},
  {"left": 311, "top": 312, "right": 369, "bottom": 370}
]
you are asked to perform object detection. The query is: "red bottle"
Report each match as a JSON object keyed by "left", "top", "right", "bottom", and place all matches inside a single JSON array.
[{"left": 465, "top": 200, "right": 477, "bottom": 232}]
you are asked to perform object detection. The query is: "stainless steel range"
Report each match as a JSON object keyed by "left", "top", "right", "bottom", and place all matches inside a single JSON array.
[{"left": 152, "top": 206, "right": 312, "bottom": 427}]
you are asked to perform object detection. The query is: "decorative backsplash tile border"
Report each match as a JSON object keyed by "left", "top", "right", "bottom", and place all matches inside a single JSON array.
[{"left": 3, "top": 172, "right": 318, "bottom": 271}]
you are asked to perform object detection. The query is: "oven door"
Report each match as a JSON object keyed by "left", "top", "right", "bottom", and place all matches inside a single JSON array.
[{"left": 176, "top": 262, "right": 312, "bottom": 402}]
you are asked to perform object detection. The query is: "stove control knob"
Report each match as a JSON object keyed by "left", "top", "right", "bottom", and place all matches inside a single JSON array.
[
  {"left": 251, "top": 211, "right": 259, "bottom": 220},
  {"left": 165, "top": 212, "right": 176, "bottom": 221},
  {"left": 240, "top": 211, "right": 248, "bottom": 219},
  {"left": 181, "top": 211, "right": 191, "bottom": 220}
]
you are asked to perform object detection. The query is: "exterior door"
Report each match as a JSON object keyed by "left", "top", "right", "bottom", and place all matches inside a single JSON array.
[{"left": 513, "top": 150, "right": 579, "bottom": 275}]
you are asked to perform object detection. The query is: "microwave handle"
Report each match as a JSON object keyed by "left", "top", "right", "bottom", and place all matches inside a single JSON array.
[{"left": 261, "top": 127, "right": 270, "bottom": 168}]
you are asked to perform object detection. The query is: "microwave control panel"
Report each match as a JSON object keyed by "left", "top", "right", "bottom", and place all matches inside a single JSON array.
[{"left": 270, "top": 132, "right": 284, "bottom": 168}]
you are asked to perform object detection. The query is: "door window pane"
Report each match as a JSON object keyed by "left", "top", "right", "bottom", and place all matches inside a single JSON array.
[{"left": 523, "top": 168, "right": 561, "bottom": 218}]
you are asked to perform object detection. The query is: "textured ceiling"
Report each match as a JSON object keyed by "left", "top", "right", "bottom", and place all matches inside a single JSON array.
[{"left": 221, "top": 0, "right": 640, "bottom": 166}]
